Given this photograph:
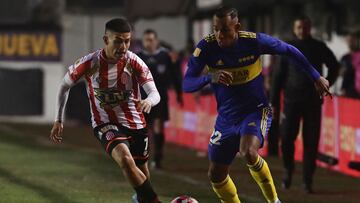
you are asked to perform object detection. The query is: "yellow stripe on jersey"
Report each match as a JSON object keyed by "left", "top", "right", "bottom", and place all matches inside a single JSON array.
[
  {"left": 238, "top": 31, "right": 256, "bottom": 38},
  {"left": 208, "top": 58, "right": 262, "bottom": 85},
  {"left": 193, "top": 48, "right": 202, "bottom": 57}
]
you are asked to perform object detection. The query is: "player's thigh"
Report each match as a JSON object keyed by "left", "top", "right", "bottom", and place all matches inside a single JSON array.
[
  {"left": 93, "top": 123, "right": 131, "bottom": 155},
  {"left": 129, "top": 128, "right": 150, "bottom": 166},
  {"left": 240, "top": 106, "right": 272, "bottom": 149},
  {"left": 239, "top": 134, "right": 261, "bottom": 163},
  {"left": 111, "top": 143, "right": 135, "bottom": 167},
  {"left": 208, "top": 123, "right": 239, "bottom": 166}
]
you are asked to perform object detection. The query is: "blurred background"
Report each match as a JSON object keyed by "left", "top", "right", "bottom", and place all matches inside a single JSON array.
[
  {"left": 1, "top": 0, "right": 360, "bottom": 122},
  {"left": 0, "top": 0, "right": 360, "bottom": 202}
]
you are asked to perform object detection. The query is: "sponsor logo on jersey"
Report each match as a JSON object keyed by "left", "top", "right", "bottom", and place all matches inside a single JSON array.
[{"left": 94, "top": 88, "right": 132, "bottom": 108}]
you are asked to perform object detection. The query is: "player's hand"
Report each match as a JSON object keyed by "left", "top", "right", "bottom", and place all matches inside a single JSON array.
[
  {"left": 314, "top": 76, "right": 332, "bottom": 99},
  {"left": 211, "top": 70, "right": 233, "bottom": 86},
  {"left": 140, "top": 100, "right": 152, "bottom": 114},
  {"left": 50, "top": 121, "right": 63, "bottom": 143}
]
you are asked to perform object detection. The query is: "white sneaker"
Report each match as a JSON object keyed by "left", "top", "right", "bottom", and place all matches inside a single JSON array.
[{"left": 268, "top": 198, "right": 281, "bottom": 203}]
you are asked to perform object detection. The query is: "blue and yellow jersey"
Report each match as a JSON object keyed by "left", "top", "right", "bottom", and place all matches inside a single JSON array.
[{"left": 183, "top": 31, "right": 320, "bottom": 123}]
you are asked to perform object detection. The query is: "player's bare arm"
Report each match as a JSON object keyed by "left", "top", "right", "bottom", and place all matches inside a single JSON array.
[{"left": 50, "top": 74, "right": 73, "bottom": 143}]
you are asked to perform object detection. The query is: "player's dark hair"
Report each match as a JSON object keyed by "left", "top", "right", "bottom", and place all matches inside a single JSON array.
[
  {"left": 105, "top": 18, "right": 131, "bottom": 33},
  {"left": 293, "top": 15, "right": 311, "bottom": 25},
  {"left": 214, "top": 6, "right": 238, "bottom": 19},
  {"left": 143, "top": 29, "right": 158, "bottom": 38}
]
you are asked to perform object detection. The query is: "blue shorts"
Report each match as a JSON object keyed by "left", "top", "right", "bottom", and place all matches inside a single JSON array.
[{"left": 208, "top": 107, "right": 272, "bottom": 165}]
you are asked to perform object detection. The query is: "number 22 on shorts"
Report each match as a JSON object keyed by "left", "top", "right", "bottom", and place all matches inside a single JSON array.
[{"left": 210, "top": 130, "right": 222, "bottom": 145}]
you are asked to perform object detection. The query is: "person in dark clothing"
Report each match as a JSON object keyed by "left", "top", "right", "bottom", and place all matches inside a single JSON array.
[
  {"left": 270, "top": 16, "right": 339, "bottom": 193},
  {"left": 137, "top": 29, "right": 183, "bottom": 169},
  {"left": 340, "top": 33, "right": 360, "bottom": 98}
]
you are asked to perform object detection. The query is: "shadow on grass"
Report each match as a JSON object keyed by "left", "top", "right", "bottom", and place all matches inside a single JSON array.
[{"left": 0, "top": 167, "right": 79, "bottom": 203}]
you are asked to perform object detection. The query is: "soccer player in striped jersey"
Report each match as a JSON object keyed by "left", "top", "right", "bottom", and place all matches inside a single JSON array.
[
  {"left": 50, "top": 18, "right": 162, "bottom": 203},
  {"left": 183, "top": 6, "right": 332, "bottom": 203}
]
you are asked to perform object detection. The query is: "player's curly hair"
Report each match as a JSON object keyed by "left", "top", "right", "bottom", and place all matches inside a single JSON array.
[
  {"left": 214, "top": 6, "right": 238, "bottom": 19},
  {"left": 105, "top": 18, "right": 131, "bottom": 33}
]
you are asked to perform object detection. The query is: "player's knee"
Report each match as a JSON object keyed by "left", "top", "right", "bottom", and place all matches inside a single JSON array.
[
  {"left": 119, "top": 154, "right": 135, "bottom": 168},
  {"left": 239, "top": 147, "right": 258, "bottom": 163},
  {"left": 208, "top": 167, "right": 227, "bottom": 183}
]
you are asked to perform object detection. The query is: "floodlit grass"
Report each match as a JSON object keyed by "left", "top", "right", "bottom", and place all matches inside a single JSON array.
[{"left": 0, "top": 123, "right": 359, "bottom": 203}]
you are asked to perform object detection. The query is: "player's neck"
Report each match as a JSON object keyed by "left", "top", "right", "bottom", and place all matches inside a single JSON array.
[{"left": 145, "top": 47, "right": 158, "bottom": 55}]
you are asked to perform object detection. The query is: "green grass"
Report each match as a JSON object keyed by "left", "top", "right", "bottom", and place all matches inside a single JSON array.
[{"left": 0, "top": 123, "right": 359, "bottom": 203}]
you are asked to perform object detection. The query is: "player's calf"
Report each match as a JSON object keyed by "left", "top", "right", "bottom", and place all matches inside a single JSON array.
[
  {"left": 208, "top": 162, "right": 241, "bottom": 203},
  {"left": 239, "top": 135, "right": 279, "bottom": 203},
  {"left": 111, "top": 144, "right": 147, "bottom": 185},
  {"left": 111, "top": 144, "right": 160, "bottom": 203}
]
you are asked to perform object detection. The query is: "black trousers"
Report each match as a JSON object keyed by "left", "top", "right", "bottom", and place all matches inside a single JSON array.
[
  {"left": 281, "top": 101, "right": 321, "bottom": 185},
  {"left": 268, "top": 119, "right": 280, "bottom": 156}
]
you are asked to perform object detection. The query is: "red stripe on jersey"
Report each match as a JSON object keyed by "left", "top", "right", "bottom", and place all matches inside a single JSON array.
[
  {"left": 86, "top": 77, "right": 102, "bottom": 126},
  {"left": 99, "top": 58, "right": 119, "bottom": 124},
  {"left": 117, "top": 62, "right": 137, "bottom": 129},
  {"left": 129, "top": 58, "right": 153, "bottom": 86},
  {"left": 70, "top": 60, "right": 91, "bottom": 82},
  {"left": 132, "top": 74, "right": 146, "bottom": 126}
]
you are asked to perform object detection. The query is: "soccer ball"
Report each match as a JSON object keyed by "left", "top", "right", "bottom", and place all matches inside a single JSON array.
[{"left": 171, "top": 195, "right": 199, "bottom": 203}]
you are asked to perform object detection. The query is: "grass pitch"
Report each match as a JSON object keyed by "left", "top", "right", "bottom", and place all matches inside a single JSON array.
[{"left": 0, "top": 123, "right": 359, "bottom": 203}]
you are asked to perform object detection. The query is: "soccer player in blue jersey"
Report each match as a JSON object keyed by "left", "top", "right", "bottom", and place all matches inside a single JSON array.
[{"left": 183, "top": 6, "right": 331, "bottom": 203}]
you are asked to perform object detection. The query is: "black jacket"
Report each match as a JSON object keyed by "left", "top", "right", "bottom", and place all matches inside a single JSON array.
[
  {"left": 270, "top": 37, "right": 339, "bottom": 106},
  {"left": 341, "top": 52, "right": 360, "bottom": 98},
  {"left": 137, "top": 47, "right": 182, "bottom": 101}
]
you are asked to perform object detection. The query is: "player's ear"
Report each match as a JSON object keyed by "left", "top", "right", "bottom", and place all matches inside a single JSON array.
[{"left": 103, "top": 35, "right": 109, "bottom": 45}]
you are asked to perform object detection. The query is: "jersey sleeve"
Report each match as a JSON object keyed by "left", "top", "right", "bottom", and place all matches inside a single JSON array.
[
  {"left": 183, "top": 39, "right": 212, "bottom": 92},
  {"left": 129, "top": 53, "right": 154, "bottom": 86},
  {"left": 67, "top": 53, "right": 93, "bottom": 83},
  {"left": 257, "top": 33, "right": 320, "bottom": 81},
  {"left": 320, "top": 42, "right": 340, "bottom": 85}
]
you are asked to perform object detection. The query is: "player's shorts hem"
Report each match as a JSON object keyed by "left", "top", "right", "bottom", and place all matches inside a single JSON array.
[
  {"left": 133, "top": 155, "right": 149, "bottom": 165},
  {"left": 105, "top": 137, "right": 132, "bottom": 154}
]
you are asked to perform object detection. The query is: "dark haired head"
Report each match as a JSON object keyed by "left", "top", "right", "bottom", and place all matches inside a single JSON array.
[
  {"left": 214, "top": 6, "right": 238, "bottom": 19},
  {"left": 143, "top": 29, "right": 158, "bottom": 38},
  {"left": 294, "top": 15, "right": 311, "bottom": 25},
  {"left": 293, "top": 15, "right": 312, "bottom": 40},
  {"left": 105, "top": 18, "right": 131, "bottom": 33}
]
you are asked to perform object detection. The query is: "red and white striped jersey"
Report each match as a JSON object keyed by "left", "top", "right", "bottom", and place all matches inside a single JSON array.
[{"left": 67, "top": 49, "right": 154, "bottom": 129}]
